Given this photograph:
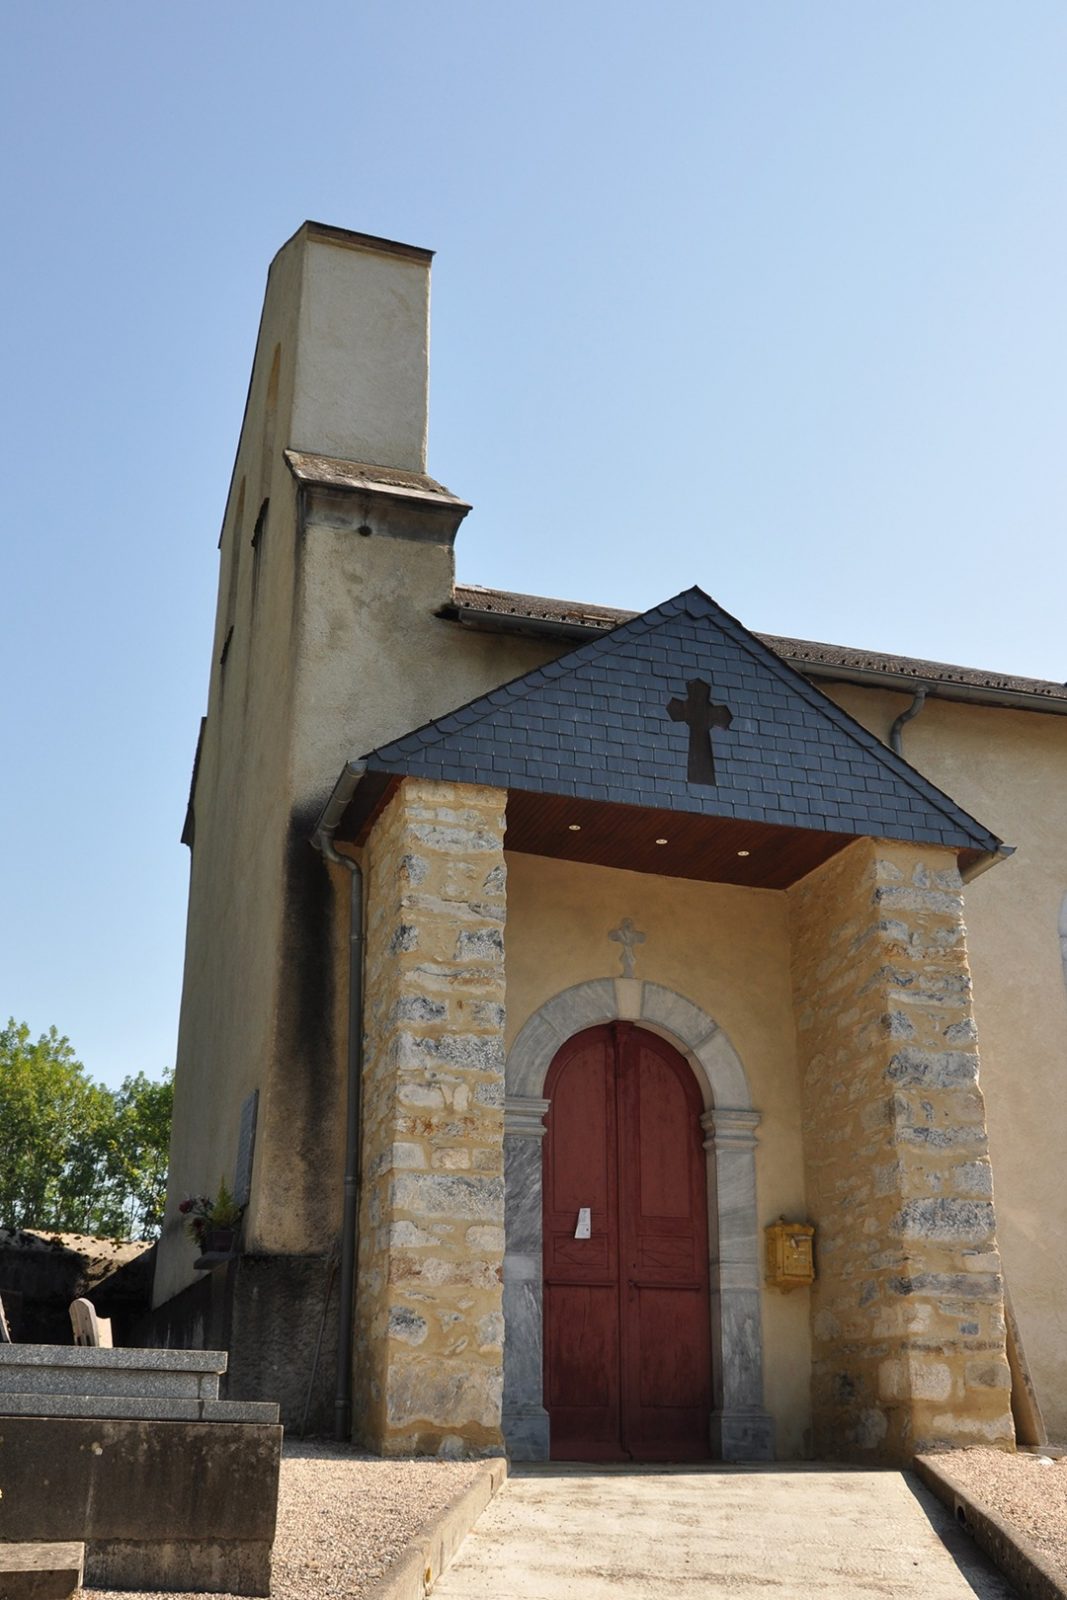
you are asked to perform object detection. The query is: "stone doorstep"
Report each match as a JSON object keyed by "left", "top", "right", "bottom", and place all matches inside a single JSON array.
[
  {"left": 0, "top": 1345, "right": 228, "bottom": 1374},
  {"left": 0, "top": 1393, "right": 279, "bottom": 1424},
  {"left": 0, "top": 1541, "right": 85, "bottom": 1600}
]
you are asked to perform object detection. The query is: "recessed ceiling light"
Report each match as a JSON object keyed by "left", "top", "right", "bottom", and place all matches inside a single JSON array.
[
  {"left": 655, "top": 838, "right": 669, "bottom": 846},
  {"left": 737, "top": 849, "right": 751, "bottom": 857},
  {"left": 568, "top": 823, "right": 581, "bottom": 832}
]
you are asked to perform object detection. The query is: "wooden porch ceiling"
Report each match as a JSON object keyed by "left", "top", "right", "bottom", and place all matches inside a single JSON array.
[
  {"left": 344, "top": 775, "right": 844, "bottom": 889},
  {"left": 502, "top": 788, "right": 854, "bottom": 888},
  {"left": 341, "top": 776, "right": 987, "bottom": 888}
]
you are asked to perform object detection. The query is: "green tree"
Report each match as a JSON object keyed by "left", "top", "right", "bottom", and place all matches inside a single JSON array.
[
  {"left": 0, "top": 1019, "right": 172, "bottom": 1239},
  {"left": 99, "top": 1070, "right": 174, "bottom": 1238}
]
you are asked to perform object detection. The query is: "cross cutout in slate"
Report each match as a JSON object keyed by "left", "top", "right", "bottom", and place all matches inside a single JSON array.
[{"left": 667, "top": 679, "right": 733, "bottom": 786}]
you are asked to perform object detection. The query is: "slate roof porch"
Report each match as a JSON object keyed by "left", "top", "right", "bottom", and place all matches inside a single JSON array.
[{"left": 323, "top": 585, "right": 1006, "bottom": 891}]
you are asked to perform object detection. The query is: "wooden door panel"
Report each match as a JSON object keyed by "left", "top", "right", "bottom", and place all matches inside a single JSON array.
[
  {"left": 633, "top": 1236, "right": 694, "bottom": 1273},
  {"left": 548, "top": 1037, "right": 611, "bottom": 1218},
  {"left": 636, "top": 1049, "right": 693, "bottom": 1219},
  {"left": 543, "top": 1028, "right": 622, "bottom": 1458},
  {"left": 618, "top": 1028, "right": 711, "bottom": 1460},
  {"left": 543, "top": 1284, "right": 620, "bottom": 1458},
  {"left": 551, "top": 1234, "right": 609, "bottom": 1270},
  {"left": 544, "top": 1287, "right": 617, "bottom": 1407},
  {"left": 543, "top": 1023, "right": 713, "bottom": 1461},
  {"left": 636, "top": 1289, "right": 713, "bottom": 1408}
]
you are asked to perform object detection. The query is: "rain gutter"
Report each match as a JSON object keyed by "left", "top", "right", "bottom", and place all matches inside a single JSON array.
[{"left": 441, "top": 604, "right": 1067, "bottom": 718}]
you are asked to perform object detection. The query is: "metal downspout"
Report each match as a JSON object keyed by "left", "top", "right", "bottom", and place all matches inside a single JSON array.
[
  {"left": 889, "top": 686, "right": 928, "bottom": 755},
  {"left": 311, "top": 762, "right": 367, "bottom": 1442}
]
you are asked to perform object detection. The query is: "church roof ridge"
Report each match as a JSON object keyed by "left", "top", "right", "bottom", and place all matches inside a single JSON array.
[{"left": 449, "top": 583, "right": 1067, "bottom": 710}]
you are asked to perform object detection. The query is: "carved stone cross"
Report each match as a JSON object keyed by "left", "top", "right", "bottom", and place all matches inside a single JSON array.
[
  {"left": 667, "top": 678, "right": 733, "bottom": 785},
  {"left": 609, "top": 917, "right": 646, "bottom": 979}
]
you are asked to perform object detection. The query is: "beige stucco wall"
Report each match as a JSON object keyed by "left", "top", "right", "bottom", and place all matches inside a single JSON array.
[
  {"left": 822, "top": 684, "right": 1067, "bottom": 1438},
  {"left": 292, "top": 234, "right": 430, "bottom": 472},
  {"left": 504, "top": 852, "right": 813, "bottom": 1459},
  {"left": 157, "top": 232, "right": 308, "bottom": 1302}
]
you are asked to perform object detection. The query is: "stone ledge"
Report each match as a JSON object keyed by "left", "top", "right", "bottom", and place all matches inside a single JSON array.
[
  {"left": 0, "top": 1365, "right": 219, "bottom": 1401},
  {"left": 0, "top": 1343, "right": 227, "bottom": 1373},
  {"left": 0, "top": 1393, "right": 279, "bottom": 1423},
  {"left": 913, "top": 1454, "right": 1067, "bottom": 1600},
  {"left": 365, "top": 1455, "right": 508, "bottom": 1600}
]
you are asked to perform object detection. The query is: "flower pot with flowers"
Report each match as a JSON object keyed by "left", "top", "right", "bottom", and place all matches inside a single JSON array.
[{"left": 180, "top": 1179, "right": 244, "bottom": 1261}]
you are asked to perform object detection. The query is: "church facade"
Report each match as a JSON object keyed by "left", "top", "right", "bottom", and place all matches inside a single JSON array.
[{"left": 155, "top": 221, "right": 1067, "bottom": 1464}]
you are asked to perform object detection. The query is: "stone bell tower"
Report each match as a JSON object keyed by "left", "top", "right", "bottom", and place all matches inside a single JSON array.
[{"left": 154, "top": 224, "right": 490, "bottom": 1426}]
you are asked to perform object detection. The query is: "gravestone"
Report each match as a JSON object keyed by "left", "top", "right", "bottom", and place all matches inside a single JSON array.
[{"left": 0, "top": 1346, "right": 281, "bottom": 1594}]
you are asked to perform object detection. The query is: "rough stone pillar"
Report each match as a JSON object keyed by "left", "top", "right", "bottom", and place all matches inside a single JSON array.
[
  {"left": 789, "top": 838, "right": 1014, "bottom": 1461},
  {"left": 704, "top": 1107, "right": 775, "bottom": 1460},
  {"left": 356, "top": 779, "right": 507, "bottom": 1456},
  {"left": 502, "top": 1094, "right": 551, "bottom": 1459}
]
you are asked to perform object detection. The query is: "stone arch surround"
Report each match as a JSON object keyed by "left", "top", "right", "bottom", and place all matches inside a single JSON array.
[{"left": 502, "top": 977, "right": 775, "bottom": 1462}]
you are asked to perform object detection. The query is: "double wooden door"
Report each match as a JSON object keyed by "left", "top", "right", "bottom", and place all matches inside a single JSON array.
[{"left": 542, "top": 1023, "right": 713, "bottom": 1460}]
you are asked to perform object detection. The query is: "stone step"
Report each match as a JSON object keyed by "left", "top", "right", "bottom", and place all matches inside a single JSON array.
[
  {"left": 0, "top": 1344, "right": 227, "bottom": 1373},
  {"left": 0, "top": 1364, "right": 219, "bottom": 1400},
  {"left": 0, "top": 1541, "right": 85, "bottom": 1599},
  {"left": 0, "top": 1345, "right": 227, "bottom": 1402},
  {"left": 0, "top": 1392, "right": 279, "bottom": 1424}
]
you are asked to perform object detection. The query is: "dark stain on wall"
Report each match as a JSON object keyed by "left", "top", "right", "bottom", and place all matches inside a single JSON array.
[
  {"left": 274, "top": 803, "right": 341, "bottom": 1232},
  {"left": 136, "top": 1252, "right": 339, "bottom": 1434}
]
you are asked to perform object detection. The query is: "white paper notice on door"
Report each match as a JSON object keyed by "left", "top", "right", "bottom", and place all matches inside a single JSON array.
[{"left": 574, "top": 1206, "right": 591, "bottom": 1239}]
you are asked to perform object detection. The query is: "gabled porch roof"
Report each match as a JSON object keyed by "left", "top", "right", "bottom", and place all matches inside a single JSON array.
[{"left": 326, "top": 587, "right": 1005, "bottom": 888}]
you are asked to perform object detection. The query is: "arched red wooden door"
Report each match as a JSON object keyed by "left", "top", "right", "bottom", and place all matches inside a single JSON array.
[{"left": 542, "top": 1022, "right": 713, "bottom": 1461}]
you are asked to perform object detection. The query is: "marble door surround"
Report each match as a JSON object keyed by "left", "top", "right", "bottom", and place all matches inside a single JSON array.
[{"left": 502, "top": 977, "right": 775, "bottom": 1461}]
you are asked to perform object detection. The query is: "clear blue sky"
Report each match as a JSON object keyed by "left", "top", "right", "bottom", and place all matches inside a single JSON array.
[{"left": 3, "top": 3, "right": 1066, "bottom": 1088}]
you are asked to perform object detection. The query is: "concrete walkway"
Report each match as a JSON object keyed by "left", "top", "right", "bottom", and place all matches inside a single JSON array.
[{"left": 432, "top": 1463, "right": 1018, "bottom": 1598}]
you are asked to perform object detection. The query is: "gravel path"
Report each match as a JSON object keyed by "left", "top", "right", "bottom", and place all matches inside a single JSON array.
[
  {"left": 937, "top": 1446, "right": 1067, "bottom": 1583},
  {"left": 84, "top": 1439, "right": 481, "bottom": 1600}
]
